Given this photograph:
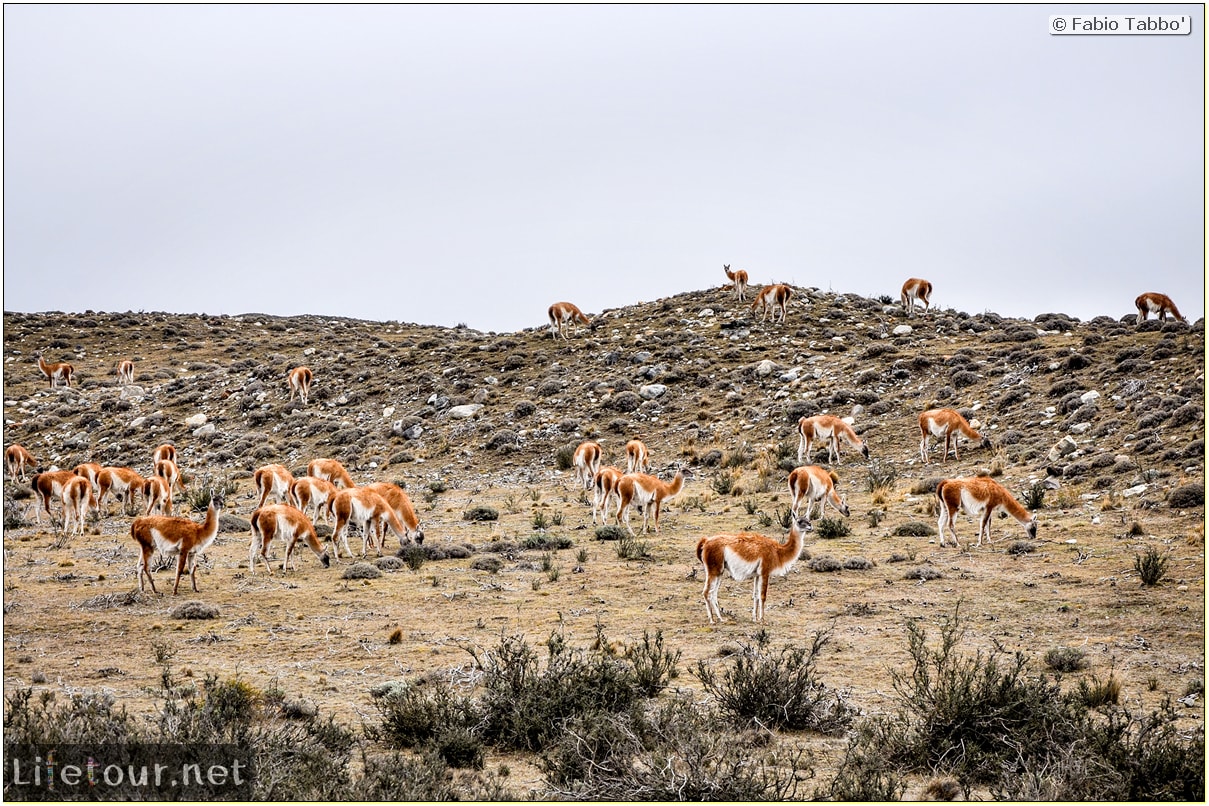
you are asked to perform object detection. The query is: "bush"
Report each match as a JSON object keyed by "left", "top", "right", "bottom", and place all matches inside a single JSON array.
[
  {"left": 470, "top": 556, "right": 502, "bottom": 573},
  {"left": 1168, "top": 484, "right": 1205, "bottom": 509},
  {"left": 342, "top": 563, "right": 382, "bottom": 580},
  {"left": 1134, "top": 548, "right": 1169, "bottom": 586},
  {"left": 865, "top": 460, "right": 898, "bottom": 494},
  {"left": 809, "top": 556, "right": 843, "bottom": 573},
  {"left": 522, "top": 533, "right": 573, "bottom": 550},
  {"left": 463, "top": 506, "right": 499, "bottom": 522},
  {"left": 478, "top": 632, "right": 647, "bottom": 752},
  {"left": 626, "top": 630, "right": 681, "bottom": 697},
  {"left": 1022, "top": 482, "right": 1047, "bottom": 510},
  {"left": 616, "top": 535, "right": 652, "bottom": 561},
  {"left": 903, "top": 565, "right": 943, "bottom": 581},
  {"left": 555, "top": 443, "right": 577, "bottom": 471},
  {"left": 1043, "top": 647, "right": 1089, "bottom": 673},
  {"left": 815, "top": 517, "right": 851, "bottom": 538},
  {"left": 695, "top": 630, "right": 854, "bottom": 733},
  {"left": 594, "top": 525, "right": 626, "bottom": 541},
  {"left": 540, "top": 696, "right": 812, "bottom": 801},
  {"left": 893, "top": 521, "right": 937, "bottom": 537},
  {"left": 873, "top": 607, "right": 1088, "bottom": 786},
  {"left": 843, "top": 556, "right": 875, "bottom": 570}
]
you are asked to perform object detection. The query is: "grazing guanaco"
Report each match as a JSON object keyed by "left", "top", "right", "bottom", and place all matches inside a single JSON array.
[
  {"left": 6, "top": 444, "right": 35, "bottom": 483},
  {"left": 625, "top": 439, "right": 651, "bottom": 474},
  {"left": 155, "top": 459, "right": 184, "bottom": 495},
  {"left": 723, "top": 264, "right": 749, "bottom": 301},
  {"left": 592, "top": 466, "right": 624, "bottom": 525},
  {"left": 936, "top": 476, "right": 1037, "bottom": 547},
  {"left": 288, "top": 365, "right": 313, "bottom": 405},
  {"left": 1135, "top": 292, "right": 1187, "bottom": 325},
  {"left": 918, "top": 408, "right": 991, "bottom": 464},
  {"left": 290, "top": 476, "right": 339, "bottom": 525},
  {"left": 117, "top": 360, "right": 135, "bottom": 385},
  {"left": 363, "top": 482, "right": 425, "bottom": 546},
  {"left": 901, "top": 278, "right": 932, "bottom": 317},
  {"left": 787, "top": 465, "right": 850, "bottom": 522},
  {"left": 131, "top": 489, "right": 225, "bottom": 595},
  {"left": 307, "top": 457, "right": 354, "bottom": 489},
  {"left": 152, "top": 444, "right": 178, "bottom": 467},
  {"left": 254, "top": 464, "right": 296, "bottom": 509},
  {"left": 31, "top": 470, "right": 77, "bottom": 525},
  {"left": 34, "top": 351, "right": 74, "bottom": 388},
  {"left": 548, "top": 301, "right": 592, "bottom": 340},
  {"left": 572, "top": 441, "right": 603, "bottom": 490},
  {"left": 97, "top": 466, "right": 145, "bottom": 515},
  {"left": 797, "top": 415, "right": 870, "bottom": 465},
  {"left": 72, "top": 462, "right": 104, "bottom": 495},
  {"left": 616, "top": 471, "right": 684, "bottom": 535},
  {"left": 249, "top": 504, "right": 330, "bottom": 575},
  {"left": 61, "top": 476, "right": 96, "bottom": 538},
  {"left": 750, "top": 284, "right": 792, "bottom": 323},
  {"left": 697, "top": 519, "right": 806, "bottom": 624},
  {"left": 327, "top": 487, "right": 413, "bottom": 559},
  {"left": 142, "top": 475, "right": 173, "bottom": 516}
]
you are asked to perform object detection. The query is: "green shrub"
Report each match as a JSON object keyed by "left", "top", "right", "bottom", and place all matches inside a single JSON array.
[
  {"left": 893, "top": 521, "right": 936, "bottom": 537},
  {"left": 1134, "top": 548, "right": 1169, "bottom": 586},
  {"left": 695, "top": 630, "right": 854, "bottom": 733},
  {"left": 626, "top": 630, "right": 681, "bottom": 697},
  {"left": 711, "top": 472, "right": 735, "bottom": 495},
  {"left": 555, "top": 443, "right": 577, "bottom": 471},
  {"left": 463, "top": 506, "right": 499, "bottom": 522},
  {"left": 540, "top": 696, "right": 812, "bottom": 800},
  {"left": 478, "top": 632, "right": 646, "bottom": 752},
  {"left": 522, "top": 533, "right": 573, "bottom": 550},
  {"left": 815, "top": 517, "right": 851, "bottom": 538},
  {"left": 1022, "top": 482, "right": 1047, "bottom": 510},
  {"left": 399, "top": 544, "right": 425, "bottom": 572},
  {"left": 866, "top": 460, "right": 898, "bottom": 494},
  {"left": 615, "top": 535, "right": 652, "bottom": 561},
  {"left": 532, "top": 510, "right": 550, "bottom": 530},
  {"left": 1043, "top": 647, "right": 1089, "bottom": 673},
  {"left": 594, "top": 525, "right": 626, "bottom": 541}
]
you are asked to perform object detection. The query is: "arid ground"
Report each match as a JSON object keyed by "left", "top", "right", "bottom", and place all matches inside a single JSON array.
[{"left": 3, "top": 285, "right": 1205, "bottom": 797}]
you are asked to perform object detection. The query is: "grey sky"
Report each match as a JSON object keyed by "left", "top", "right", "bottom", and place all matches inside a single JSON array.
[{"left": 4, "top": 4, "right": 1204, "bottom": 333}]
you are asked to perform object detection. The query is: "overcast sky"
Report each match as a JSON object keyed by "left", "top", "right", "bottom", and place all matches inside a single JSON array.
[{"left": 4, "top": 4, "right": 1204, "bottom": 333}]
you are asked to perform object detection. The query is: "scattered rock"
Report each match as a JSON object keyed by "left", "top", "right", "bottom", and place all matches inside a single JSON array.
[
  {"left": 448, "top": 404, "right": 484, "bottom": 419},
  {"left": 185, "top": 413, "right": 207, "bottom": 427}
]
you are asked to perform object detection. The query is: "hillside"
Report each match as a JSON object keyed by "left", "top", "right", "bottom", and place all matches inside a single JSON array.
[{"left": 2, "top": 283, "right": 1205, "bottom": 798}]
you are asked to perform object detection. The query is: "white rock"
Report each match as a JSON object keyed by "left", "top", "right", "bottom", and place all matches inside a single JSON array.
[
  {"left": 1123, "top": 484, "right": 1148, "bottom": 497},
  {"left": 755, "top": 359, "right": 776, "bottom": 377},
  {"left": 303, "top": 347, "right": 316, "bottom": 356},
  {"left": 129, "top": 416, "right": 147, "bottom": 429},
  {"left": 699, "top": 308, "right": 715, "bottom": 317},
  {"left": 448, "top": 404, "right": 484, "bottom": 419},
  {"left": 193, "top": 423, "right": 216, "bottom": 438},
  {"left": 639, "top": 384, "right": 667, "bottom": 400},
  {"left": 383, "top": 406, "right": 396, "bottom": 419},
  {"left": 1079, "top": 390, "right": 1101, "bottom": 404},
  {"left": 1047, "top": 436, "right": 1078, "bottom": 460},
  {"left": 1069, "top": 422, "right": 1093, "bottom": 434},
  {"left": 120, "top": 385, "right": 146, "bottom": 400},
  {"left": 779, "top": 368, "right": 801, "bottom": 382},
  {"left": 185, "top": 413, "right": 207, "bottom": 427},
  {"left": 892, "top": 324, "right": 913, "bottom": 336}
]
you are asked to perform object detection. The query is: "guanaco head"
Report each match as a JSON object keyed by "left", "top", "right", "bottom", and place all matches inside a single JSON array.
[
  {"left": 319, "top": 551, "right": 332, "bottom": 568},
  {"left": 837, "top": 496, "right": 851, "bottom": 518},
  {"left": 860, "top": 444, "right": 871, "bottom": 460},
  {"left": 1025, "top": 518, "right": 1038, "bottom": 539}
]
